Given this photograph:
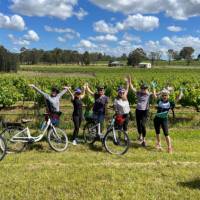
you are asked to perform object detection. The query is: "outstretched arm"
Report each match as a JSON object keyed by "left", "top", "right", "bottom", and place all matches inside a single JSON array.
[
  {"left": 86, "top": 84, "right": 95, "bottom": 96},
  {"left": 124, "top": 77, "right": 130, "bottom": 96},
  {"left": 67, "top": 88, "right": 74, "bottom": 100},
  {"left": 128, "top": 75, "right": 137, "bottom": 93},
  {"left": 57, "top": 87, "right": 69, "bottom": 98},
  {"left": 29, "top": 84, "right": 49, "bottom": 99},
  {"left": 175, "top": 88, "right": 184, "bottom": 103},
  {"left": 80, "top": 84, "right": 87, "bottom": 99}
]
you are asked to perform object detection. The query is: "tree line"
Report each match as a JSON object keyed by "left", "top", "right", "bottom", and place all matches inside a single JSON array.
[
  {"left": 128, "top": 47, "right": 199, "bottom": 66},
  {"left": 0, "top": 44, "right": 199, "bottom": 72}
]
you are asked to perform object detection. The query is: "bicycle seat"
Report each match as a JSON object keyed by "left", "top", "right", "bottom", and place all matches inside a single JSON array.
[{"left": 21, "top": 119, "right": 33, "bottom": 124}]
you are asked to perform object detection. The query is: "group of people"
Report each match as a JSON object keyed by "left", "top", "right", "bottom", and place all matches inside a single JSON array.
[{"left": 29, "top": 75, "right": 183, "bottom": 154}]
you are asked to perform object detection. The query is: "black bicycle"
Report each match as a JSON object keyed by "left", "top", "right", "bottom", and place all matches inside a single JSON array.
[{"left": 83, "top": 115, "right": 130, "bottom": 155}]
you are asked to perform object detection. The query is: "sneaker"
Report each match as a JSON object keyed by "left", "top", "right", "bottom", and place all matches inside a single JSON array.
[
  {"left": 141, "top": 141, "right": 147, "bottom": 147},
  {"left": 72, "top": 140, "right": 77, "bottom": 146}
]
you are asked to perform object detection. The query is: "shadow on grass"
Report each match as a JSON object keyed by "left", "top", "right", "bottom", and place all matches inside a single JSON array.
[
  {"left": 130, "top": 141, "right": 155, "bottom": 151},
  {"left": 26, "top": 143, "right": 52, "bottom": 153},
  {"left": 178, "top": 179, "right": 200, "bottom": 190}
]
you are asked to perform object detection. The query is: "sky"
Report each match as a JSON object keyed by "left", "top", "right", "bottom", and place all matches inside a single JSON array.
[{"left": 0, "top": 0, "right": 200, "bottom": 57}]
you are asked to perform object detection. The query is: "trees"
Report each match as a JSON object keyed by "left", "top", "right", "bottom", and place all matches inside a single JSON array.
[
  {"left": 167, "top": 49, "right": 174, "bottom": 65},
  {"left": 82, "top": 51, "right": 90, "bottom": 65},
  {"left": 179, "top": 47, "right": 195, "bottom": 65},
  {"left": 127, "top": 48, "right": 146, "bottom": 67},
  {"left": 0, "top": 45, "right": 19, "bottom": 72}
]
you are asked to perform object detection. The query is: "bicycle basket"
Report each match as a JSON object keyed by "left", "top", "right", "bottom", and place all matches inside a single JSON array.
[{"left": 115, "top": 115, "right": 125, "bottom": 125}]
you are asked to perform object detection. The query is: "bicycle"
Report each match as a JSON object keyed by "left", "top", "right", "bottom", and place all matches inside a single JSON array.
[
  {"left": 83, "top": 115, "right": 130, "bottom": 155},
  {"left": 1, "top": 114, "right": 68, "bottom": 153},
  {"left": 0, "top": 135, "right": 6, "bottom": 161}
]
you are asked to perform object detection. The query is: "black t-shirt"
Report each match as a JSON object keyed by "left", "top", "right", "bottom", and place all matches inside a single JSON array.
[
  {"left": 72, "top": 97, "right": 83, "bottom": 116},
  {"left": 93, "top": 94, "right": 109, "bottom": 114}
]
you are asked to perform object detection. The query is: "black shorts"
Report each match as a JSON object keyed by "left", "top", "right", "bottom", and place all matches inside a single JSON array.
[{"left": 154, "top": 117, "right": 169, "bottom": 136}]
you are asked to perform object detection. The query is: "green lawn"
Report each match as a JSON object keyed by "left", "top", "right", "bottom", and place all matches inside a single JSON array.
[{"left": 0, "top": 129, "right": 200, "bottom": 200}]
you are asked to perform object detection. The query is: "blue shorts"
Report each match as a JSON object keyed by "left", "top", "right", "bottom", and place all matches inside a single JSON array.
[{"left": 92, "top": 113, "right": 105, "bottom": 123}]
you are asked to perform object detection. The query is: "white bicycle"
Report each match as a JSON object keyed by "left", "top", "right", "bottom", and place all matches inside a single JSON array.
[{"left": 1, "top": 114, "right": 68, "bottom": 153}]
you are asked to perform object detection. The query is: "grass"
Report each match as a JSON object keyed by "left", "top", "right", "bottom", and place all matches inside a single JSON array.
[
  {"left": 0, "top": 129, "right": 200, "bottom": 200},
  {"left": 0, "top": 64, "right": 200, "bottom": 199}
]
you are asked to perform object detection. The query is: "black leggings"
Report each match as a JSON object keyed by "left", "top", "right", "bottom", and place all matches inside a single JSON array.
[
  {"left": 136, "top": 109, "right": 148, "bottom": 138},
  {"left": 72, "top": 115, "right": 82, "bottom": 140},
  {"left": 123, "top": 114, "right": 129, "bottom": 132},
  {"left": 154, "top": 117, "right": 169, "bottom": 136}
]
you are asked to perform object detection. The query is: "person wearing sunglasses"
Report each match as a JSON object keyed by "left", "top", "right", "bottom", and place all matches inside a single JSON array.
[
  {"left": 67, "top": 85, "right": 86, "bottom": 145},
  {"left": 86, "top": 85, "right": 109, "bottom": 126},
  {"left": 128, "top": 76, "right": 156, "bottom": 147},
  {"left": 154, "top": 88, "right": 183, "bottom": 153},
  {"left": 113, "top": 80, "right": 130, "bottom": 133}
]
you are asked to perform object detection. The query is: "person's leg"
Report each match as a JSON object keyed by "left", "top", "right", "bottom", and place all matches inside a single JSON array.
[
  {"left": 97, "top": 114, "right": 105, "bottom": 134},
  {"left": 161, "top": 120, "right": 172, "bottom": 153},
  {"left": 72, "top": 116, "right": 80, "bottom": 142},
  {"left": 154, "top": 117, "right": 162, "bottom": 149},
  {"left": 141, "top": 110, "right": 148, "bottom": 141},
  {"left": 136, "top": 110, "right": 142, "bottom": 140},
  {"left": 123, "top": 114, "right": 129, "bottom": 133}
]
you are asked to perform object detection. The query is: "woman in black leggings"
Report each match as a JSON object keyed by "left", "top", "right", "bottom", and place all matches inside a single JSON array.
[
  {"left": 68, "top": 86, "right": 86, "bottom": 145},
  {"left": 129, "top": 76, "right": 157, "bottom": 147}
]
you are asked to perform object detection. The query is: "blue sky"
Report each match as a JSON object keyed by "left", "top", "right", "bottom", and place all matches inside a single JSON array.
[{"left": 0, "top": 0, "right": 200, "bottom": 57}]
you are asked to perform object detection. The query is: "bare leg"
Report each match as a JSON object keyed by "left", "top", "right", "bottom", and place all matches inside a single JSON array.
[
  {"left": 165, "top": 136, "right": 172, "bottom": 153},
  {"left": 156, "top": 134, "right": 162, "bottom": 150}
]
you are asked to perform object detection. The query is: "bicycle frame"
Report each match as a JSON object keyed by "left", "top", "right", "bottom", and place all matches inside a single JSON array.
[{"left": 11, "top": 118, "right": 55, "bottom": 143}]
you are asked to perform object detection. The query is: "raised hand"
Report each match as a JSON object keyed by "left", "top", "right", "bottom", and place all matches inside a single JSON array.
[{"left": 28, "top": 84, "right": 35, "bottom": 88}]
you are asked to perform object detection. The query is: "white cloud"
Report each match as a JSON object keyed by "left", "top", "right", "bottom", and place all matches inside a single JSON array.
[
  {"left": 10, "top": 0, "right": 87, "bottom": 20},
  {"left": 123, "top": 33, "right": 141, "bottom": 43},
  {"left": 94, "top": 14, "right": 159, "bottom": 33},
  {"left": 74, "top": 8, "right": 88, "bottom": 20},
  {"left": 117, "top": 14, "right": 159, "bottom": 32},
  {"left": 44, "top": 25, "right": 80, "bottom": 37},
  {"left": 90, "top": 0, "right": 200, "bottom": 20},
  {"left": 8, "top": 34, "right": 30, "bottom": 46},
  {"left": 167, "top": 26, "right": 183, "bottom": 32},
  {"left": 89, "top": 34, "right": 118, "bottom": 42},
  {"left": 24, "top": 30, "right": 40, "bottom": 41},
  {"left": 77, "top": 39, "right": 97, "bottom": 48},
  {"left": 93, "top": 20, "right": 118, "bottom": 34},
  {"left": 8, "top": 30, "right": 40, "bottom": 46},
  {"left": 0, "top": 12, "right": 25, "bottom": 31}
]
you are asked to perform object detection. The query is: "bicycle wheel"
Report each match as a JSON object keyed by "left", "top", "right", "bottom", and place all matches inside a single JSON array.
[
  {"left": 47, "top": 128, "right": 68, "bottom": 152},
  {"left": 0, "top": 135, "right": 6, "bottom": 161},
  {"left": 104, "top": 129, "right": 130, "bottom": 155},
  {"left": 83, "top": 122, "right": 97, "bottom": 144},
  {"left": 1, "top": 127, "right": 27, "bottom": 153}
]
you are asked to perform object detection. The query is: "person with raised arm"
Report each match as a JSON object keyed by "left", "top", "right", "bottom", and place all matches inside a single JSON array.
[
  {"left": 86, "top": 84, "right": 109, "bottom": 126},
  {"left": 153, "top": 88, "right": 184, "bottom": 153},
  {"left": 67, "top": 84, "right": 86, "bottom": 145},
  {"left": 113, "top": 78, "right": 130, "bottom": 133},
  {"left": 29, "top": 84, "right": 69, "bottom": 126},
  {"left": 129, "top": 76, "right": 157, "bottom": 147}
]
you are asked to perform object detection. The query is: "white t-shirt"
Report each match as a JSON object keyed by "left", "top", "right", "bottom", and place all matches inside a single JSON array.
[{"left": 114, "top": 98, "right": 130, "bottom": 115}]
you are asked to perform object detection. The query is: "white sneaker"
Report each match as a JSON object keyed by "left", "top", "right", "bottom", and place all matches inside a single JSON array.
[{"left": 72, "top": 140, "right": 77, "bottom": 146}]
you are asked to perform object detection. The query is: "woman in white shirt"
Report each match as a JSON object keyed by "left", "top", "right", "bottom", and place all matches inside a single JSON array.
[{"left": 113, "top": 81, "right": 130, "bottom": 133}]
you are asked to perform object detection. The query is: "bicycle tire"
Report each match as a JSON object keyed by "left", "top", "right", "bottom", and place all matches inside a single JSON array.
[
  {"left": 47, "top": 127, "right": 68, "bottom": 152},
  {"left": 83, "top": 121, "right": 97, "bottom": 144},
  {"left": 104, "top": 129, "right": 130, "bottom": 155},
  {"left": 0, "top": 127, "right": 27, "bottom": 153},
  {"left": 0, "top": 135, "right": 6, "bottom": 161}
]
